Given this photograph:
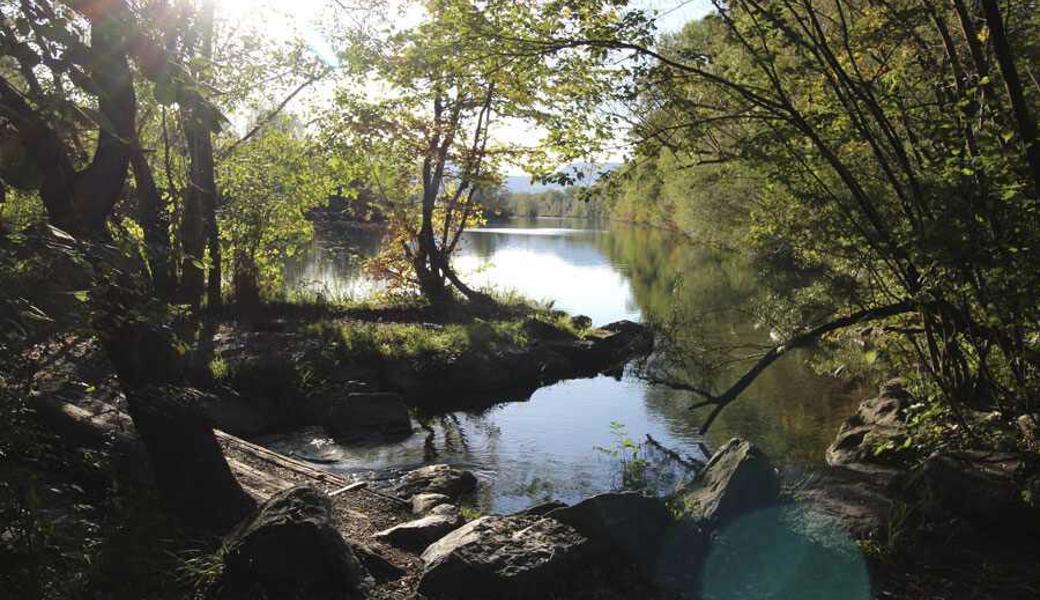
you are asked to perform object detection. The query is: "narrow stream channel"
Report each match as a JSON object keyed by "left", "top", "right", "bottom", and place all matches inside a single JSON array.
[{"left": 267, "top": 217, "right": 865, "bottom": 513}]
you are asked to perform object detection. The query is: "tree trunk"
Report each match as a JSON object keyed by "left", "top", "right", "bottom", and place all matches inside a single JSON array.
[
  {"left": 0, "top": 6, "right": 135, "bottom": 237},
  {"left": 126, "top": 385, "right": 255, "bottom": 532},
  {"left": 178, "top": 0, "right": 221, "bottom": 308},
  {"left": 104, "top": 321, "right": 255, "bottom": 532},
  {"left": 980, "top": 0, "right": 1040, "bottom": 196},
  {"left": 130, "top": 145, "right": 174, "bottom": 297}
]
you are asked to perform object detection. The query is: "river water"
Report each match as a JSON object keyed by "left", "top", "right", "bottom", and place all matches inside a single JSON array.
[{"left": 272, "top": 217, "right": 864, "bottom": 513}]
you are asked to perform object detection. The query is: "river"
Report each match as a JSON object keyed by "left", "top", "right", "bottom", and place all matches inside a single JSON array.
[{"left": 272, "top": 217, "right": 865, "bottom": 513}]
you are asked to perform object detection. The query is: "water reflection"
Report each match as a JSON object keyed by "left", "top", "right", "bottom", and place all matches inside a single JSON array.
[{"left": 273, "top": 217, "right": 862, "bottom": 512}]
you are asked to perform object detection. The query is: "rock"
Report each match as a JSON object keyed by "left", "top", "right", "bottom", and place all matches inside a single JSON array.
[
  {"left": 522, "top": 317, "right": 577, "bottom": 341},
  {"left": 448, "top": 352, "right": 517, "bottom": 392},
  {"left": 396, "top": 464, "right": 478, "bottom": 501},
  {"left": 827, "top": 380, "right": 910, "bottom": 466},
  {"left": 419, "top": 515, "right": 593, "bottom": 598},
  {"left": 299, "top": 380, "right": 370, "bottom": 424},
  {"left": 214, "top": 486, "right": 366, "bottom": 600},
  {"left": 373, "top": 505, "right": 463, "bottom": 551},
  {"left": 902, "top": 451, "right": 1038, "bottom": 537},
  {"left": 513, "top": 500, "right": 568, "bottom": 517},
  {"left": 412, "top": 493, "right": 452, "bottom": 514},
  {"left": 198, "top": 390, "right": 274, "bottom": 436},
  {"left": 676, "top": 438, "right": 778, "bottom": 525},
  {"left": 596, "top": 320, "right": 654, "bottom": 356},
  {"left": 353, "top": 544, "right": 405, "bottom": 583},
  {"left": 326, "top": 392, "right": 412, "bottom": 440},
  {"left": 787, "top": 465, "right": 898, "bottom": 541},
  {"left": 545, "top": 492, "right": 674, "bottom": 570},
  {"left": 550, "top": 320, "right": 653, "bottom": 373},
  {"left": 570, "top": 315, "right": 593, "bottom": 330}
]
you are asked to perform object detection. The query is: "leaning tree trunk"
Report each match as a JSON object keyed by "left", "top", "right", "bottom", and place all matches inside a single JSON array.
[
  {"left": 105, "top": 322, "right": 255, "bottom": 532},
  {"left": 125, "top": 385, "right": 255, "bottom": 532}
]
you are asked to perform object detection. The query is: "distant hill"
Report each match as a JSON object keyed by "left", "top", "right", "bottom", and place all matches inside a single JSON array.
[{"left": 502, "top": 162, "right": 620, "bottom": 194}]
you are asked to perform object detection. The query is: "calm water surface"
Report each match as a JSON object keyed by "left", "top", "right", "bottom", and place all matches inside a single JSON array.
[{"left": 275, "top": 218, "right": 863, "bottom": 513}]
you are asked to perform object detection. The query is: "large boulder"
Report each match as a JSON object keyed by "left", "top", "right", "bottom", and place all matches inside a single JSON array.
[
  {"left": 396, "top": 464, "right": 478, "bottom": 501},
  {"left": 545, "top": 492, "right": 674, "bottom": 570},
  {"left": 213, "top": 486, "right": 367, "bottom": 600},
  {"left": 419, "top": 515, "right": 593, "bottom": 598},
  {"left": 676, "top": 438, "right": 778, "bottom": 525},
  {"left": 373, "top": 504, "right": 464, "bottom": 551},
  {"left": 326, "top": 392, "right": 412, "bottom": 440},
  {"left": 827, "top": 380, "right": 910, "bottom": 466}
]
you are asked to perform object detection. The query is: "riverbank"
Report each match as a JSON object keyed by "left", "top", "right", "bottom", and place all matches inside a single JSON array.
[
  {"left": 25, "top": 366, "right": 1040, "bottom": 598},
  {"left": 15, "top": 325, "right": 1040, "bottom": 599},
  {"left": 194, "top": 297, "right": 653, "bottom": 440}
]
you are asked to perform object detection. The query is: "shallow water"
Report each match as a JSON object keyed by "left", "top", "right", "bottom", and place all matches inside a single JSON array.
[{"left": 275, "top": 217, "right": 864, "bottom": 512}]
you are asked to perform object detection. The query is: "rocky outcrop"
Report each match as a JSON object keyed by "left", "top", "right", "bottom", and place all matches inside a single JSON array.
[
  {"left": 675, "top": 438, "right": 778, "bottom": 524},
  {"left": 373, "top": 504, "right": 464, "bottom": 551},
  {"left": 419, "top": 515, "right": 593, "bottom": 598},
  {"left": 326, "top": 392, "right": 412, "bottom": 440},
  {"left": 827, "top": 380, "right": 910, "bottom": 466},
  {"left": 213, "top": 486, "right": 367, "bottom": 600},
  {"left": 395, "top": 464, "right": 478, "bottom": 501}
]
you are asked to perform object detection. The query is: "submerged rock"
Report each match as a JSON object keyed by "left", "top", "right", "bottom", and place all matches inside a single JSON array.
[
  {"left": 676, "top": 438, "right": 778, "bottom": 524},
  {"left": 396, "top": 464, "right": 478, "bottom": 501},
  {"left": 326, "top": 392, "right": 412, "bottom": 440},
  {"left": 213, "top": 486, "right": 366, "bottom": 600},
  {"left": 419, "top": 515, "right": 593, "bottom": 598},
  {"left": 373, "top": 504, "right": 464, "bottom": 551}
]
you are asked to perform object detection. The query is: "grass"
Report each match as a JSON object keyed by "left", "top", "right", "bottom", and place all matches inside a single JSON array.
[
  {"left": 299, "top": 289, "right": 594, "bottom": 364},
  {"left": 306, "top": 317, "right": 530, "bottom": 363}
]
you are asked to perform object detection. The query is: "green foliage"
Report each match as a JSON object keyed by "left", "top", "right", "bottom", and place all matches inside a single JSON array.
[
  {"left": 595, "top": 422, "right": 650, "bottom": 492},
  {"left": 217, "top": 118, "right": 339, "bottom": 298}
]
